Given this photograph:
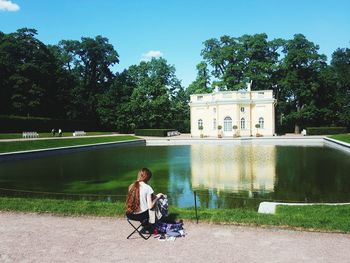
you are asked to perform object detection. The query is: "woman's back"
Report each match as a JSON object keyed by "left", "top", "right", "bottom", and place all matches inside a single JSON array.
[{"left": 138, "top": 182, "right": 154, "bottom": 213}]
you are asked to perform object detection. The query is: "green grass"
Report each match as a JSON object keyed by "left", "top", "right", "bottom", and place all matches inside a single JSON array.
[
  {"left": 0, "top": 135, "right": 140, "bottom": 153},
  {"left": 0, "top": 132, "right": 115, "bottom": 140},
  {"left": 329, "top": 134, "right": 350, "bottom": 144},
  {"left": 275, "top": 205, "right": 350, "bottom": 232},
  {"left": 0, "top": 197, "right": 349, "bottom": 233}
]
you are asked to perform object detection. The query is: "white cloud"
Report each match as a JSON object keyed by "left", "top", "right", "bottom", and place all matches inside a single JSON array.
[
  {"left": 0, "top": 0, "right": 20, "bottom": 11},
  {"left": 141, "top": 50, "right": 163, "bottom": 61}
]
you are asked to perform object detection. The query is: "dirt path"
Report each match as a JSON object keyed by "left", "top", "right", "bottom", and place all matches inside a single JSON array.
[{"left": 0, "top": 212, "right": 349, "bottom": 263}]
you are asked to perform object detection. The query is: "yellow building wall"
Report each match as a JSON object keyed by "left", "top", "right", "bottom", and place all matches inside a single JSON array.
[{"left": 190, "top": 90, "right": 276, "bottom": 137}]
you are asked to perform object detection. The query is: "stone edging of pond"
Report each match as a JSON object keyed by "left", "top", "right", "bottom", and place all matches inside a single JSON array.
[
  {"left": 323, "top": 137, "right": 350, "bottom": 153},
  {"left": 146, "top": 136, "right": 325, "bottom": 146},
  {"left": 258, "top": 201, "right": 350, "bottom": 214},
  {"left": 0, "top": 139, "right": 146, "bottom": 162}
]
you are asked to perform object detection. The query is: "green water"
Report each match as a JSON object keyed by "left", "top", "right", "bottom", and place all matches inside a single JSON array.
[{"left": 0, "top": 144, "right": 349, "bottom": 209}]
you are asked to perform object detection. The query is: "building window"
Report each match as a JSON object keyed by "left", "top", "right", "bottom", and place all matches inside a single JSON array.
[
  {"left": 197, "top": 96, "right": 203, "bottom": 101},
  {"left": 240, "top": 107, "right": 245, "bottom": 113},
  {"left": 213, "top": 108, "right": 216, "bottom": 114},
  {"left": 224, "top": 117, "right": 232, "bottom": 132},
  {"left": 258, "top": 92, "right": 264, "bottom": 98},
  {"left": 213, "top": 118, "right": 216, "bottom": 130},
  {"left": 259, "top": 117, "right": 264, "bottom": 129},
  {"left": 198, "top": 119, "right": 203, "bottom": 129},
  {"left": 240, "top": 118, "right": 245, "bottom": 130}
]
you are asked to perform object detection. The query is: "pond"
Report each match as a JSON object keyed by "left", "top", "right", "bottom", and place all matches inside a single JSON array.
[{"left": 0, "top": 143, "right": 349, "bottom": 209}]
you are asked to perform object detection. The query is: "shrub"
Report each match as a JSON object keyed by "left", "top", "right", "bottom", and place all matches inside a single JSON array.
[
  {"left": 134, "top": 129, "right": 176, "bottom": 137},
  {"left": 306, "top": 127, "right": 347, "bottom": 135},
  {"left": 172, "top": 119, "right": 190, "bottom": 133}
]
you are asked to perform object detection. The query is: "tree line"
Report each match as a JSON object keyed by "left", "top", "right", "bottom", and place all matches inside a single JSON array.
[
  {"left": 0, "top": 28, "right": 189, "bottom": 132},
  {"left": 0, "top": 28, "right": 349, "bottom": 133},
  {"left": 188, "top": 33, "right": 350, "bottom": 133}
]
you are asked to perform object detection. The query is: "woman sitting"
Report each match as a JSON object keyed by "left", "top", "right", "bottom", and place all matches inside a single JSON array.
[{"left": 125, "top": 168, "right": 164, "bottom": 225}]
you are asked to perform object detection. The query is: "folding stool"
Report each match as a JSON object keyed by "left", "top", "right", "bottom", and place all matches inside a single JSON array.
[{"left": 126, "top": 218, "right": 151, "bottom": 240}]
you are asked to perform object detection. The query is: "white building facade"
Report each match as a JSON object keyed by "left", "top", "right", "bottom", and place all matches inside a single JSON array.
[{"left": 190, "top": 85, "right": 276, "bottom": 137}]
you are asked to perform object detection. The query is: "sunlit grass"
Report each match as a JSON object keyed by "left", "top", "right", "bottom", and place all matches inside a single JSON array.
[
  {"left": 329, "top": 134, "right": 350, "bottom": 144},
  {"left": 1, "top": 197, "right": 349, "bottom": 233},
  {"left": 0, "top": 135, "right": 141, "bottom": 153}
]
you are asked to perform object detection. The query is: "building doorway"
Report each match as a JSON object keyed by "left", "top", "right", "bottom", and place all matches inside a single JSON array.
[{"left": 223, "top": 116, "right": 232, "bottom": 136}]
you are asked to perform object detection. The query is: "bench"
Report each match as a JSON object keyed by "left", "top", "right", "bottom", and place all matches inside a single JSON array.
[
  {"left": 22, "top": 132, "right": 39, "bottom": 138},
  {"left": 73, "top": 131, "right": 86, "bottom": 136},
  {"left": 167, "top": 131, "right": 180, "bottom": 137}
]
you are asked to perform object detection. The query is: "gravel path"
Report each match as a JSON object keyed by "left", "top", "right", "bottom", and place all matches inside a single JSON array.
[{"left": 0, "top": 212, "right": 349, "bottom": 263}]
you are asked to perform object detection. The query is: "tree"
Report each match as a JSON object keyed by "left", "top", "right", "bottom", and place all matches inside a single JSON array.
[
  {"left": 200, "top": 34, "right": 284, "bottom": 90},
  {"left": 127, "top": 58, "right": 181, "bottom": 129},
  {"left": 199, "top": 124, "right": 204, "bottom": 138},
  {"left": 171, "top": 85, "right": 190, "bottom": 132},
  {"left": 0, "top": 28, "right": 58, "bottom": 116},
  {"left": 233, "top": 125, "right": 238, "bottom": 137},
  {"left": 255, "top": 123, "right": 260, "bottom": 134},
  {"left": 217, "top": 125, "right": 222, "bottom": 138},
  {"left": 52, "top": 36, "right": 119, "bottom": 120},
  {"left": 278, "top": 34, "right": 327, "bottom": 133},
  {"left": 97, "top": 58, "right": 188, "bottom": 132},
  {"left": 331, "top": 47, "right": 350, "bottom": 127},
  {"left": 238, "top": 34, "right": 282, "bottom": 90},
  {"left": 201, "top": 36, "right": 242, "bottom": 89},
  {"left": 187, "top": 61, "right": 212, "bottom": 95},
  {"left": 97, "top": 70, "right": 135, "bottom": 132}
]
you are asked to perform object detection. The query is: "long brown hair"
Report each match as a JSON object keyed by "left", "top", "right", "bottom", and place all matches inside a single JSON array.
[{"left": 125, "top": 168, "right": 152, "bottom": 214}]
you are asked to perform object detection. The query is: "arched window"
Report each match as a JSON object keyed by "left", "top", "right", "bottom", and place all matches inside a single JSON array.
[
  {"left": 224, "top": 117, "right": 232, "bottom": 131},
  {"left": 213, "top": 118, "right": 216, "bottom": 130},
  {"left": 198, "top": 119, "right": 203, "bottom": 129},
  {"left": 240, "top": 118, "right": 245, "bottom": 130},
  {"left": 259, "top": 117, "right": 264, "bottom": 129}
]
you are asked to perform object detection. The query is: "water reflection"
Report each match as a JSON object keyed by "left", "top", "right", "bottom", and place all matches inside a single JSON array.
[
  {"left": 191, "top": 144, "right": 276, "bottom": 195},
  {"left": 0, "top": 144, "right": 350, "bottom": 209}
]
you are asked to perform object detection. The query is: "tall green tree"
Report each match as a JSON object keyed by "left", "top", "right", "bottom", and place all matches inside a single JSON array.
[
  {"left": 97, "top": 70, "right": 135, "bottom": 132},
  {"left": 97, "top": 59, "right": 189, "bottom": 132},
  {"left": 238, "top": 34, "right": 283, "bottom": 90},
  {"left": 53, "top": 36, "right": 119, "bottom": 119},
  {"left": 201, "top": 35, "right": 243, "bottom": 89},
  {"left": 200, "top": 34, "right": 283, "bottom": 90},
  {"left": 187, "top": 61, "right": 212, "bottom": 95},
  {"left": 278, "top": 34, "right": 327, "bottom": 133},
  {"left": 0, "top": 28, "right": 57, "bottom": 116},
  {"left": 128, "top": 58, "right": 179, "bottom": 129},
  {"left": 331, "top": 47, "right": 350, "bottom": 127},
  {"left": 171, "top": 85, "right": 190, "bottom": 132}
]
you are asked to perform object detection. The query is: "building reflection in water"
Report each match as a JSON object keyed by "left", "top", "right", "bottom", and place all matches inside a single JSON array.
[{"left": 190, "top": 144, "right": 276, "bottom": 197}]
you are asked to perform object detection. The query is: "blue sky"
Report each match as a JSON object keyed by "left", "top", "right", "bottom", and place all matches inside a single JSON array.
[{"left": 1, "top": 0, "right": 349, "bottom": 87}]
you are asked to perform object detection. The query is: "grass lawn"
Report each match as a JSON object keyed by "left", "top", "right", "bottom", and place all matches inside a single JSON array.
[
  {"left": 0, "top": 131, "right": 116, "bottom": 140},
  {"left": 0, "top": 197, "right": 349, "bottom": 233},
  {"left": 0, "top": 135, "right": 140, "bottom": 153},
  {"left": 329, "top": 134, "right": 350, "bottom": 144}
]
